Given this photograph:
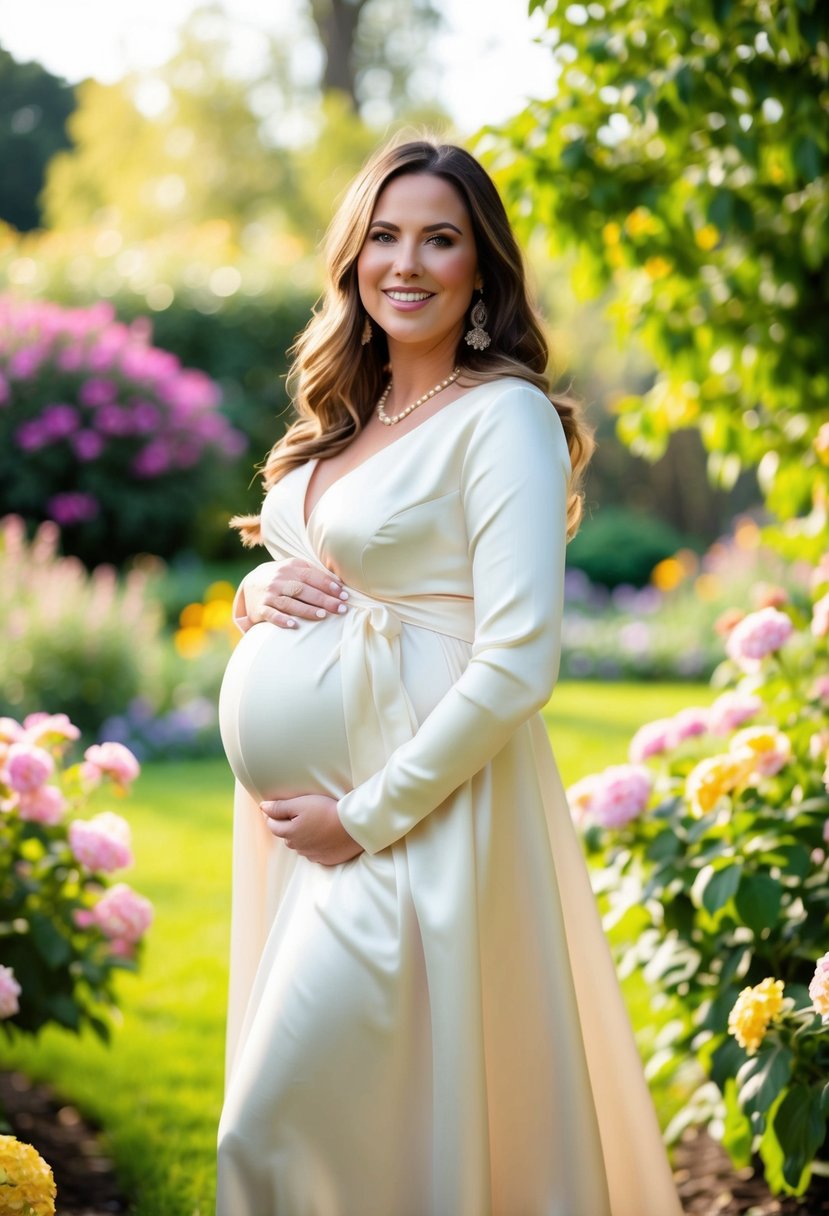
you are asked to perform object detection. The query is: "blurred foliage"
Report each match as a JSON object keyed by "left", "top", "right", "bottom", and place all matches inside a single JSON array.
[
  {"left": 487, "top": 0, "right": 829, "bottom": 557},
  {"left": 567, "top": 504, "right": 692, "bottom": 589},
  {"left": 0, "top": 516, "right": 165, "bottom": 736},
  {"left": 0, "top": 48, "right": 74, "bottom": 232}
]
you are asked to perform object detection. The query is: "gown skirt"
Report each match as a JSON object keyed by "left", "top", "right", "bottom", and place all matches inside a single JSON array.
[{"left": 215, "top": 380, "right": 682, "bottom": 1216}]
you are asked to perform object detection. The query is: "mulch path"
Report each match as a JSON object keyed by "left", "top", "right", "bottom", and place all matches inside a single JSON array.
[
  {"left": 673, "top": 1126, "right": 829, "bottom": 1214},
  {"left": 0, "top": 1070, "right": 128, "bottom": 1216},
  {"left": 4, "top": 1067, "right": 829, "bottom": 1216}
]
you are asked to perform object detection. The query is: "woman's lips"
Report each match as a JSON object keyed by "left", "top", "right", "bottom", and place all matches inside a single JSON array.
[{"left": 382, "top": 289, "right": 435, "bottom": 311}]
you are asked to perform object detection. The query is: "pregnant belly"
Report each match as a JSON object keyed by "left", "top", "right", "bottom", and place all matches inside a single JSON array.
[{"left": 219, "top": 619, "right": 352, "bottom": 802}]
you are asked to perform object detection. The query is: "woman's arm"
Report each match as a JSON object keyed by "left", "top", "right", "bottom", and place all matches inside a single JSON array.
[
  {"left": 336, "top": 386, "right": 571, "bottom": 855},
  {"left": 233, "top": 560, "right": 348, "bottom": 631}
]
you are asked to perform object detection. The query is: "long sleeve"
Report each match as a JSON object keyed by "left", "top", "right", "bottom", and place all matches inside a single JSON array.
[{"left": 336, "top": 385, "right": 571, "bottom": 855}]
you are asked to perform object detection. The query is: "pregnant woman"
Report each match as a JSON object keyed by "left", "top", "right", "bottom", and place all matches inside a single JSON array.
[{"left": 216, "top": 139, "right": 681, "bottom": 1215}]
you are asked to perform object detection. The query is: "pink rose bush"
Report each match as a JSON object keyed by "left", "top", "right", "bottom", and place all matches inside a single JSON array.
[
  {"left": 0, "top": 294, "right": 246, "bottom": 563},
  {"left": 570, "top": 558, "right": 829, "bottom": 1195},
  {"left": 0, "top": 711, "right": 151, "bottom": 1038}
]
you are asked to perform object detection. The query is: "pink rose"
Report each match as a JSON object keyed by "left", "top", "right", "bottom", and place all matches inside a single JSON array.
[
  {"left": 0, "top": 717, "right": 24, "bottom": 745},
  {"left": 725, "top": 607, "right": 794, "bottom": 670},
  {"left": 91, "top": 883, "right": 153, "bottom": 944},
  {"left": 629, "top": 718, "right": 674, "bottom": 763},
  {"left": 17, "top": 784, "right": 66, "bottom": 825},
  {"left": 69, "top": 812, "right": 133, "bottom": 872},
  {"left": 812, "top": 593, "right": 829, "bottom": 640},
  {"left": 708, "top": 691, "right": 763, "bottom": 736},
  {"left": 22, "top": 712, "right": 81, "bottom": 746},
  {"left": 3, "top": 742, "right": 54, "bottom": 793},
  {"left": 730, "top": 726, "right": 792, "bottom": 780},
  {"left": 0, "top": 965, "right": 21, "bottom": 1018},
  {"left": 83, "top": 742, "right": 140, "bottom": 788},
  {"left": 570, "top": 764, "right": 652, "bottom": 829},
  {"left": 566, "top": 774, "right": 600, "bottom": 822},
  {"left": 670, "top": 706, "right": 711, "bottom": 745},
  {"left": 809, "top": 952, "right": 829, "bottom": 1019}
]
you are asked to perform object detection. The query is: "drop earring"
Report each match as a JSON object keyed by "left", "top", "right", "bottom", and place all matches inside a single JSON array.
[
  {"left": 465, "top": 296, "right": 490, "bottom": 350},
  {"left": 361, "top": 316, "right": 373, "bottom": 346}
]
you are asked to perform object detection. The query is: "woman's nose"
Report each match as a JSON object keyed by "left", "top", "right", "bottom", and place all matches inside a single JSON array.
[{"left": 393, "top": 240, "right": 422, "bottom": 277}]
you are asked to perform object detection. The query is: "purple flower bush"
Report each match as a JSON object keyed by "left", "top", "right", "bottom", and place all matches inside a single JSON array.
[
  {"left": 0, "top": 713, "right": 151, "bottom": 1039},
  {"left": 0, "top": 295, "right": 246, "bottom": 562},
  {"left": 570, "top": 559, "right": 829, "bottom": 1195}
]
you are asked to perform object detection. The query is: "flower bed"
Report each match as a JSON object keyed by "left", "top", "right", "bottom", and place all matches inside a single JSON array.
[
  {"left": 0, "top": 714, "right": 151, "bottom": 1041},
  {"left": 571, "top": 555, "right": 829, "bottom": 1195}
]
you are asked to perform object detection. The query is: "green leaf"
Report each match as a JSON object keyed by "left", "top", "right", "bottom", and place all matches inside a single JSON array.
[
  {"left": 692, "top": 862, "right": 743, "bottom": 915},
  {"left": 774, "top": 1084, "right": 824, "bottom": 1191},
  {"left": 722, "top": 1078, "right": 753, "bottom": 1168},
  {"left": 735, "top": 873, "right": 783, "bottom": 936},
  {"left": 737, "top": 1045, "right": 793, "bottom": 1118},
  {"left": 28, "top": 912, "right": 72, "bottom": 969}
]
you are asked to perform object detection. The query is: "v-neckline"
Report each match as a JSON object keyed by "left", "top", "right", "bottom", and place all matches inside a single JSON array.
[{"left": 301, "top": 382, "right": 494, "bottom": 529}]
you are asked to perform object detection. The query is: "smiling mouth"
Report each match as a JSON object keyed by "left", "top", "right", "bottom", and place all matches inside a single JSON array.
[{"left": 383, "top": 290, "right": 435, "bottom": 302}]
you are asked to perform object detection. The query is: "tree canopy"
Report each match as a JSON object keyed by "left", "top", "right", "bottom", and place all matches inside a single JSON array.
[
  {"left": 0, "top": 47, "right": 74, "bottom": 230},
  {"left": 487, "top": 0, "right": 828, "bottom": 551}
]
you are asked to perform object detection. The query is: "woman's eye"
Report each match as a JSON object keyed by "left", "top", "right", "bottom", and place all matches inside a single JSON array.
[
  {"left": 371, "top": 232, "right": 395, "bottom": 243},
  {"left": 427, "top": 234, "right": 453, "bottom": 247}
]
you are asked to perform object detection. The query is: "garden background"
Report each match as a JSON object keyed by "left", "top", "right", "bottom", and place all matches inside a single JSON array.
[{"left": 0, "top": 0, "right": 827, "bottom": 1212}]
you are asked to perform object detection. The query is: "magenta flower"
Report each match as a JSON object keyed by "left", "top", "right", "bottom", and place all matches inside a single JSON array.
[
  {"left": 83, "top": 741, "right": 140, "bottom": 788},
  {"left": 41, "top": 403, "right": 80, "bottom": 439},
  {"left": 91, "top": 883, "right": 153, "bottom": 945},
  {"left": 69, "top": 812, "right": 133, "bottom": 872},
  {"left": 79, "top": 377, "right": 118, "bottom": 408},
  {"left": 708, "top": 690, "right": 763, "bottom": 735},
  {"left": 17, "top": 783, "right": 66, "bottom": 825},
  {"left": 46, "top": 492, "right": 99, "bottom": 526},
  {"left": 132, "top": 440, "right": 172, "bottom": 478},
  {"left": 725, "top": 607, "right": 794, "bottom": 670},
  {"left": 0, "top": 369, "right": 9, "bottom": 405},
  {"left": 0, "top": 965, "right": 21, "bottom": 1019},
  {"left": 15, "top": 418, "right": 50, "bottom": 451},
  {"left": 3, "top": 742, "right": 54, "bottom": 793},
  {"left": 71, "top": 429, "right": 105, "bottom": 461}
]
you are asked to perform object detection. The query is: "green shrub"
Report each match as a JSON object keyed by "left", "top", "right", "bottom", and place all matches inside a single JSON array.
[{"left": 567, "top": 505, "right": 695, "bottom": 589}]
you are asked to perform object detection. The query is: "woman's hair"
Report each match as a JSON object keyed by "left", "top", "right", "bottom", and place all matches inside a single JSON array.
[{"left": 231, "top": 136, "right": 593, "bottom": 545}]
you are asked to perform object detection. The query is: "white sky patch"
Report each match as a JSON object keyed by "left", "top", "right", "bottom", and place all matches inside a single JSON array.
[{"left": 0, "top": 0, "right": 558, "bottom": 131}]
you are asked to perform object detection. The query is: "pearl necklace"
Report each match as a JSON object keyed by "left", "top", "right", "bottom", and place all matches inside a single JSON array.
[{"left": 376, "top": 367, "right": 462, "bottom": 426}]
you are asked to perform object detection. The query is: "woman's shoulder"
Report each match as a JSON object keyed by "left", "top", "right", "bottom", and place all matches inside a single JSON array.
[{"left": 460, "top": 377, "right": 570, "bottom": 465}]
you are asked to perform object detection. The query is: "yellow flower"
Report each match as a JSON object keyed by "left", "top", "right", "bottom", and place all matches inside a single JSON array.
[
  {"left": 651, "top": 557, "right": 685, "bottom": 591},
  {"left": 644, "top": 255, "right": 672, "bottom": 279},
  {"left": 0, "top": 1135, "right": 57, "bottom": 1215},
  {"left": 179, "top": 602, "right": 204, "bottom": 629},
  {"left": 174, "top": 626, "right": 207, "bottom": 659},
  {"left": 728, "top": 978, "right": 785, "bottom": 1054},
  {"left": 625, "top": 206, "right": 658, "bottom": 237},
  {"left": 685, "top": 753, "right": 750, "bottom": 817},
  {"left": 730, "top": 726, "right": 791, "bottom": 780},
  {"left": 695, "top": 223, "right": 719, "bottom": 251}
]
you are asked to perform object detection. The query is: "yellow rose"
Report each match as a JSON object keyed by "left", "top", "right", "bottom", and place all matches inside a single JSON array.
[
  {"left": 0, "top": 1136, "right": 57, "bottom": 1216},
  {"left": 685, "top": 752, "right": 750, "bottom": 817},
  {"left": 728, "top": 978, "right": 785, "bottom": 1054}
]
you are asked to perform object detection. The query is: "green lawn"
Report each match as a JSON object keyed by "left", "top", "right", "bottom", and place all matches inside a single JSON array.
[{"left": 1, "top": 681, "right": 714, "bottom": 1215}]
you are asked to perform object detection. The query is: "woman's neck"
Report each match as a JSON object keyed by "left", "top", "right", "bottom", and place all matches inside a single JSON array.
[{"left": 384, "top": 336, "right": 461, "bottom": 408}]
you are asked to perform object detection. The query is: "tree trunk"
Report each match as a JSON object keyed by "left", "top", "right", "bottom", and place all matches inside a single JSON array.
[{"left": 309, "top": 0, "right": 365, "bottom": 107}]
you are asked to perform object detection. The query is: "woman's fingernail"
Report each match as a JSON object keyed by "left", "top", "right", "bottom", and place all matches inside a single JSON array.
[
  {"left": 329, "top": 581, "right": 341, "bottom": 592},
  {"left": 286, "top": 618, "right": 297, "bottom": 628},
  {"left": 338, "top": 604, "right": 348, "bottom": 614},
  {"left": 316, "top": 608, "right": 326, "bottom": 618},
  {"left": 339, "top": 590, "right": 349, "bottom": 600}
]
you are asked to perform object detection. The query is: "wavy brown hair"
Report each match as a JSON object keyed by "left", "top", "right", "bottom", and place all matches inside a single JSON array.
[{"left": 231, "top": 137, "right": 593, "bottom": 545}]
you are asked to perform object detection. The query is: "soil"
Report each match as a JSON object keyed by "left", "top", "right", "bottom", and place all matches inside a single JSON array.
[
  {"left": 0, "top": 1070, "right": 128, "bottom": 1216},
  {"left": 4, "top": 1067, "right": 829, "bottom": 1216}
]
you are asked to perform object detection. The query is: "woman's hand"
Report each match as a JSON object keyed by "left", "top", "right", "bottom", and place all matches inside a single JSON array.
[
  {"left": 260, "top": 795, "right": 364, "bottom": 866},
  {"left": 235, "top": 559, "right": 349, "bottom": 631}
]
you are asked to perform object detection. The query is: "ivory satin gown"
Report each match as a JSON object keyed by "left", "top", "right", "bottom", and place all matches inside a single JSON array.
[{"left": 216, "top": 378, "right": 681, "bottom": 1216}]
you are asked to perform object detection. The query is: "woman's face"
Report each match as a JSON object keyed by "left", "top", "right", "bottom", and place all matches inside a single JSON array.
[{"left": 357, "top": 172, "right": 481, "bottom": 355}]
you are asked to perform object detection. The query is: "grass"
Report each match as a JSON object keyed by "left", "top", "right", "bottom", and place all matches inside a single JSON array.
[{"left": 1, "top": 680, "right": 716, "bottom": 1214}]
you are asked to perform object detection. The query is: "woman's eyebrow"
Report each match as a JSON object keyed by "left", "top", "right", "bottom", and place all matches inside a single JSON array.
[{"left": 368, "top": 220, "right": 463, "bottom": 235}]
